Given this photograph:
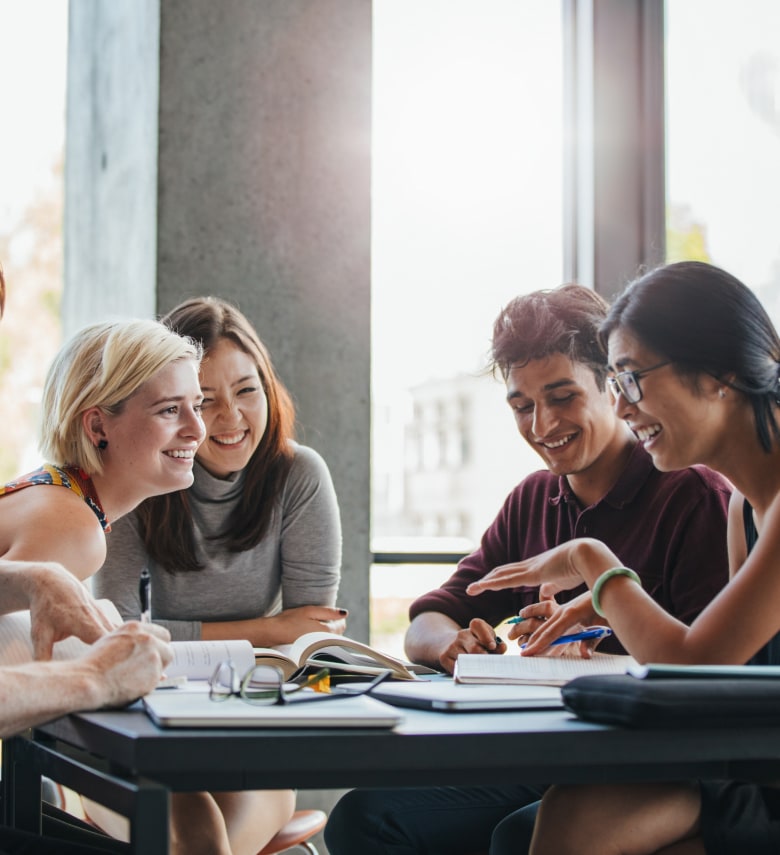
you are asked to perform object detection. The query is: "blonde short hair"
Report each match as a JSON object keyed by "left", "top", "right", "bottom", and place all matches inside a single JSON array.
[{"left": 40, "top": 319, "right": 202, "bottom": 473}]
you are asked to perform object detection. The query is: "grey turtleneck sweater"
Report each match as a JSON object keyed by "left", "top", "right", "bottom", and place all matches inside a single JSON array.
[{"left": 94, "top": 442, "right": 342, "bottom": 640}]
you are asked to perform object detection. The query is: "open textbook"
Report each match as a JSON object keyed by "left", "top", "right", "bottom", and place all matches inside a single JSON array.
[
  {"left": 255, "top": 632, "right": 439, "bottom": 681},
  {"left": 455, "top": 652, "right": 637, "bottom": 687},
  {"left": 0, "top": 609, "right": 434, "bottom": 683}
]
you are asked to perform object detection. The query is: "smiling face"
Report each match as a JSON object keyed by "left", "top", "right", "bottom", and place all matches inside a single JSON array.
[
  {"left": 506, "top": 353, "right": 629, "bottom": 493},
  {"left": 607, "top": 326, "right": 726, "bottom": 471},
  {"left": 98, "top": 358, "right": 205, "bottom": 497},
  {"left": 196, "top": 337, "right": 269, "bottom": 478}
]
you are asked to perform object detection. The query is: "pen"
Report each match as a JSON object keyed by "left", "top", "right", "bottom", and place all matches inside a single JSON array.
[
  {"left": 508, "top": 615, "right": 529, "bottom": 624},
  {"left": 520, "top": 627, "right": 613, "bottom": 649},
  {"left": 548, "top": 627, "right": 612, "bottom": 646},
  {"left": 139, "top": 567, "right": 151, "bottom": 623}
]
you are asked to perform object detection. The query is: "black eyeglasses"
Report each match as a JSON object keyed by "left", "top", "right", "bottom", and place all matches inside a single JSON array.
[
  {"left": 607, "top": 362, "right": 670, "bottom": 404},
  {"left": 209, "top": 662, "right": 392, "bottom": 706}
]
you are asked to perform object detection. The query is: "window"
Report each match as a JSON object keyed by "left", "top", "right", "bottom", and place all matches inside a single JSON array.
[
  {"left": 0, "top": 2, "right": 67, "bottom": 481},
  {"left": 370, "top": 0, "right": 564, "bottom": 654},
  {"left": 666, "top": 0, "right": 780, "bottom": 320}
]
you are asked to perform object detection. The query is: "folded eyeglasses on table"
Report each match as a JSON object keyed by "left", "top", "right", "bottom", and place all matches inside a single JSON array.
[{"left": 209, "top": 661, "right": 392, "bottom": 705}]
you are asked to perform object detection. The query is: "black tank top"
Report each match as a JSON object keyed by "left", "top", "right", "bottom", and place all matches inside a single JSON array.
[{"left": 744, "top": 498, "right": 780, "bottom": 665}]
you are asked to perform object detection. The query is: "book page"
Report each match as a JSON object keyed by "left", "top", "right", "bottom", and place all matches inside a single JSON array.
[
  {"left": 165, "top": 639, "right": 256, "bottom": 680},
  {"left": 455, "top": 653, "right": 636, "bottom": 686},
  {"left": 279, "top": 632, "right": 417, "bottom": 680},
  {"left": 252, "top": 647, "right": 299, "bottom": 680}
]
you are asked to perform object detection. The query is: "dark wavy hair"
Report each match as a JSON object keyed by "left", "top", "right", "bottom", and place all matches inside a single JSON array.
[
  {"left": 490, "top": 284, "right": 611, "bottom": 388},
  {"left": 137, "top": 296, "right": 296, "bottom": 573},
  {"left": 599, "top": 261, "right": 780, "bottom": 453}
]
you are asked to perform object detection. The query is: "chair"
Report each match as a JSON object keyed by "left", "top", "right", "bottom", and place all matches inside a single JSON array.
[
  {"left": 257, "top": 809, "right": 327, "bottom": 855},
  {"left": 65, "top": 786, "right": 326, "bottom": 855}
]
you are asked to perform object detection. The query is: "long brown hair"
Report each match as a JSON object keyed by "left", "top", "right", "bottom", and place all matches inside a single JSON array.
[{"left": 137, "top": 297, "right": 296, "bottom": 572}]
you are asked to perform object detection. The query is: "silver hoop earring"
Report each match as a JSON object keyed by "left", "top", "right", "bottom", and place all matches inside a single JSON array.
[{"left": 718, "top": 389, "right": 726, "bottom": 399}]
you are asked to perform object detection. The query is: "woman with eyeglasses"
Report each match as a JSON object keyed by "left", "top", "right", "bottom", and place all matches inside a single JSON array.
[
  {"left": 468, "top": 261, "right": 780, "bottom": 854},
  {"left": 94, "top": 296, "right": 344, "bottom": 853}
]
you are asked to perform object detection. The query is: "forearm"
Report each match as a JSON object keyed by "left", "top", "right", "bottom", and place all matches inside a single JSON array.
[
  {"left": 201, "top": 617, "right": 272, "bottom": 646},
  {"left": 0, "top": 560, "right": 65, "bottom": 614},
  {"left": 201, "top": 605, "right": 347, "bottom": 647},
  {"left": 404, "top": 613, "right": 461, "bottom": 669},
  {"left": 570, "top": 540, "right": 690, "bottom": 662},
  {"left": 0, "top": 660, "right": 103, "bottom": 738}
]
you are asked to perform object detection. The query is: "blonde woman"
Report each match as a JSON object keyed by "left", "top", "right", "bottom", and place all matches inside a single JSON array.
[
  {"left": 0, "top": 267, "right": 172, "bottom": 855},
  {"left": 1, "top": 319, "right": 284, "bottom": 854}
]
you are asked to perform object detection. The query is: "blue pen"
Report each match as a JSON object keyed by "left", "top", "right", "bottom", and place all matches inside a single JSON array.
[
  {"left": 520, "top": 626, "right": 613, "bottom": 649},
  {"left": 548, "top": 627, "right": 612, "bottom": 646}
]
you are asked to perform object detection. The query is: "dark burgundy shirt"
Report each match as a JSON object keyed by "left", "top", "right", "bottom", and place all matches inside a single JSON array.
[{"left": 409, "top": 443, "right": 732, "bottom": 654}]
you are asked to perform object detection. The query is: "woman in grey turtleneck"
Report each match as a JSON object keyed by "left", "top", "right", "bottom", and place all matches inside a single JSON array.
[{"left": 95, "top": 296, "right": 344, "bottom": 853}]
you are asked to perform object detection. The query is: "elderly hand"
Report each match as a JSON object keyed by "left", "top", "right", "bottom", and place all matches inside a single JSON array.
[
  {"left": 20, "top": 562, "right": 119, "bottom": 659},
  {"left": 82, "top": 621, "right": 173, "bottom": 708}
]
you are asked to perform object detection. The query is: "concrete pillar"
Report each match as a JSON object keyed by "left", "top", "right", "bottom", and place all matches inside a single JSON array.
[{"left": 64, "top": 0, "right": 161, "bottom": 323}]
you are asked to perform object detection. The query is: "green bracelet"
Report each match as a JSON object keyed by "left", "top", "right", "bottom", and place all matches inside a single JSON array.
[{"left": 591, "top": 567, "right": 641, "bottom": 617}]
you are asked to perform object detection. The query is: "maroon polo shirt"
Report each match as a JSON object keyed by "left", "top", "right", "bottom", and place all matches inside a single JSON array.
[{"left": 409, "top": 442, "right": 731, "bottom": 654}]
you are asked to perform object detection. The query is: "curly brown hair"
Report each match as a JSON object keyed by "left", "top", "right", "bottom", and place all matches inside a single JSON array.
[{"left": 490, "top": 284, "right": 610, "bottom": 388}]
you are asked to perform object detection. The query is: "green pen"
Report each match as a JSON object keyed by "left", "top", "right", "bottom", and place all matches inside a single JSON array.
[{"left": 507, "top": 615, "right": 528, "bottom": 624}]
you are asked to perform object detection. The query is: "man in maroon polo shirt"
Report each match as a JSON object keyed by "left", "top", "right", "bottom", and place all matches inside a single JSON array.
[{"left": 324, "top": 284, "right": 731, "bottom": 855}]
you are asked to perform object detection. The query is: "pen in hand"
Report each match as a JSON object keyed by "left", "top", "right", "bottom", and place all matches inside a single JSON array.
[
  {"left": 139, "top": 566, "right": 151, "bottom": 623},
  {"left": 507, "top": 614, "right": 548, "bottom": 625}
]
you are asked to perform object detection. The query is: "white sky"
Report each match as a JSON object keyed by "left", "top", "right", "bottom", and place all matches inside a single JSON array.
[
  {"left": 666, "top": 0, "right": 780, "bottom": 292},
  {"left": 372, "top": 0, "right": 563, "bottom": 395},
  {"left": 0, "top": 1, "right": 67, "bottom": 232}
]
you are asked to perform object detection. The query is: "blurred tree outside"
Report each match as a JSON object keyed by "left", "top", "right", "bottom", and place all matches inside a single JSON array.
[
  {"left": 666, "top": 203, "right": 712, "bottom": 265},
  {"left": 0, "top": 155, "right": 63, "bottom": 482}
]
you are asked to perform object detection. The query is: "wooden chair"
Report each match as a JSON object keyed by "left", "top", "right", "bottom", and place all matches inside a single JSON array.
[{"left": 257, "top": 809, "right": 327, "bottom": 855}]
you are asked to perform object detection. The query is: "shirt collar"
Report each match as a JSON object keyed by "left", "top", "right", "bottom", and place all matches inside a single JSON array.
[{"left": 552, "top": 441, "right": 654, "bottom": 510}]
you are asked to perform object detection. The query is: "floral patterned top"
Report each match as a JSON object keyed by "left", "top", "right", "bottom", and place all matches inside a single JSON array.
[{"left": 0, "top": 464, "right": 110, "bottom": 532}]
